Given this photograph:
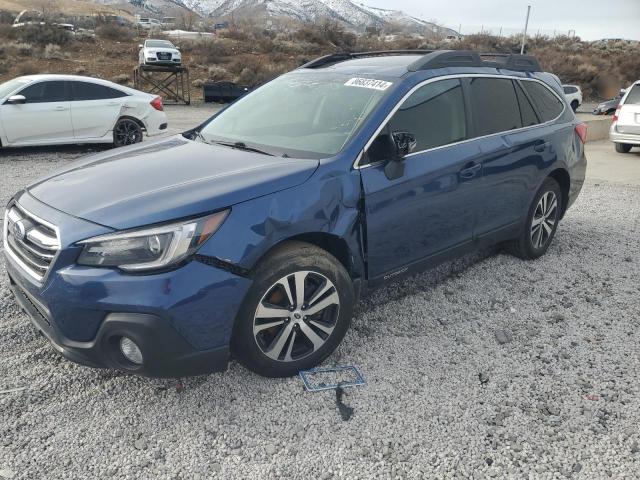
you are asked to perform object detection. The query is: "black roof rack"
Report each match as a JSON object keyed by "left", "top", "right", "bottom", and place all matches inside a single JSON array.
[
  {"left": 407, "top": 50, "right": 541, "bottom": 72},
  {"left": 300, "top": 49, "right": 541, "bottom": 73}
]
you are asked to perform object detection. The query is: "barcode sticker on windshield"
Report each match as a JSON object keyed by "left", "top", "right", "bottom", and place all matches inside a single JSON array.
[{"left": 345, "top": 78, "right": 393, "bottom": 91}]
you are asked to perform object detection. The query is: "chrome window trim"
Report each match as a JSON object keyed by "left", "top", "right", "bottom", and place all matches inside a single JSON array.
[
  {"left": 354, "top": 73, "right": 567, "bottom": 170},
  {"left": 3, "top": 202, "right": 61, "bottom": 284}
]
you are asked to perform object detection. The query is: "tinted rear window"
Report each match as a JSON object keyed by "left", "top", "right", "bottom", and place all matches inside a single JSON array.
[
  {"left": 515, "top": 82, "right": 539, "bottom": 127},
  {"left": 468, "top": 78, "right": 522, "bottom": 136},
  {"left": 625, "top": 85, "right": 640, "bottom": 105},
  {"left": 72, "top": 82, "right": 127, "bottom": 101},
  {"left": 522, "top": 81, "right": 564, "bottom": 122}
]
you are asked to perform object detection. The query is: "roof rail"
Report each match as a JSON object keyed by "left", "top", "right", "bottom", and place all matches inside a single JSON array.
[
  {"left": 408, "top": 50, "right": 541, "bottom": 72},
  {"left": 299, "top": 49, "right": 542, "bottom": 72},
  {"left": 300, "top": 50, "right": 434, "bottom": 69}
]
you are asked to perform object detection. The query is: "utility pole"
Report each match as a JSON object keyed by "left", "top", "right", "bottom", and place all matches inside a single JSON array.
[{"left": 520, "top": 5, "right": 531, "bottom": 54}]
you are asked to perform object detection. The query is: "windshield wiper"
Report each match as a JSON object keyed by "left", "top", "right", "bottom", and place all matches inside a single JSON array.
[{"left": 212, "top": 141, "right": 275, "bottom": 157}]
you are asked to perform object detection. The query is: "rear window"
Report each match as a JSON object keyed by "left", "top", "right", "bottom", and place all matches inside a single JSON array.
[
  {"left": 522, "top": 81, "right": 564, "bottom": 122},
  {"left": 468, "top": 78, "right": 522, "bottom": 136},
  {"left": 624, "top": 85, "right": 640, "bottom": 105},
  {"left": 515, "top": 82, "right": 539, "bottom": 127},
  {"left": 72, "top": 82, "right": 128, "bottom": 101}
]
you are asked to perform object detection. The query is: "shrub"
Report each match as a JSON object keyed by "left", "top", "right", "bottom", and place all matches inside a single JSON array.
[
  {"left": 13, "top": 42, "right": 34, "bottom": 55},
  {"left": 112, "top": 73, "right": 130, "bottom": 84},
  {"left": 96, "top": 23, "right": 134, "bottom": 42},
  {"left": 192, "top": 78, "right": 205, "bottom": 88},
  {"left": 43, "top": 43, "right": 64, "bottom": 59},
  {"left": 236, "top": 67, "right": 257, "bottom": 86},
  {"left": 11, "top": 25, "right": 71, "bottom": 46},
  {"left": 16, "top": 62, "right": 39, "bottom": 75},
  {"left": 207, "top": 65, "right": 229, "bottom": 81}
]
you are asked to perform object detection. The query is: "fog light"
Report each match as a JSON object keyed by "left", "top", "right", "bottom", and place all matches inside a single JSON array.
[{"left": 119, "top": 337, "right": 143, "bottom": 365}]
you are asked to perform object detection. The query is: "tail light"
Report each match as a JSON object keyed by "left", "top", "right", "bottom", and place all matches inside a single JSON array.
[
  {"left": 150, "top": 96, "right": 163, "bottom": 112},
  {"left": 612, "top": 107, "right": 621, "bottom": 123},
  {"left": 575, "top": 123, "right": 588, "bottom": 144}
]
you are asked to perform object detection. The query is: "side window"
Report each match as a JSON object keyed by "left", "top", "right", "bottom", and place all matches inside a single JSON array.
[
  {"left": 521, "top": 81, "right": 564, "bottom": 122},
  {"left": 468, "top": 78, "right": 522, "bottom": 136},
  {"left": 19, "top": 81, "right": 69, "bottom": 103},
  {"left": 72, "top": 82, "right": 128, "bottom": 101},
  {"left": 514, "top": 82, "right": 540, "bottom": 127},
  {"left": 387, "top": 78, "right": 466, "bottom": 151},
  {"left": 563, "top": 86, "right": 576, "bottom": 94},
  {"left": 624, "top": 85, "right": 640, "bottom": 105}
]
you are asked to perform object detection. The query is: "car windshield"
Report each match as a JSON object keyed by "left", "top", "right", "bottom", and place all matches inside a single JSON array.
[
  {"left": 0, "top": 78, "right": 32, "bottom": 99},
  {"left": 199, "top": 72, "right": 394, "bottom": 159},
  {"left": 146, "top": 40, "right": 173, "bottom": 48}
]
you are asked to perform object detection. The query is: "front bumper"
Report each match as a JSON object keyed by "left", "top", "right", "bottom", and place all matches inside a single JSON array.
[
  {"left": 9, "top": 278, "right": 229, "bottom": 377},
  {"left": 4, "top": 194, "right": 252, "bottom": 378}
]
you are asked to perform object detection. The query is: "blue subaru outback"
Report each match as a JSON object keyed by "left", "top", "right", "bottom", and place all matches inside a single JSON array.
[{"left": 4, "top": 50, "right": 587, "bottom": 377}]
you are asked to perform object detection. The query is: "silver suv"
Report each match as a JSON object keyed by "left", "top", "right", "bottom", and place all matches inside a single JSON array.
[{"left": 610, "top": 80, "right": 640, "bottom": 153}]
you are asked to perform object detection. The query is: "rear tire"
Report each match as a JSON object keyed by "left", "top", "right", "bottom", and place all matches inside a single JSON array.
[
  {"left": 113, "top": 118, "right": 143, "bottom": 148},
  {"left": 231, "top": 241, "right": 354, "bottom": 378},
  {"left": 570, "top": 100, "right": 579, "bottom": 112},
  {"left": 505, "top": 178, "right": 562, "bottom": 260},
  {"left": 615, "top": 143, "right": 632, "bottom": 154}
]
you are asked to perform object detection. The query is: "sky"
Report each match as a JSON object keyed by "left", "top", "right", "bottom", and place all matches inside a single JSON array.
[{"left": 363, "top": 0, "right": 640, "bottom": 41}]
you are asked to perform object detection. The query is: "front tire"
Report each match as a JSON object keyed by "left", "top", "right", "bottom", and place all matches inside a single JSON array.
[
  {"left": 615, "top": 143, "right": 632, "bottom": 154},
  {"left": 506, "top": 178, "right": 562, "bottom": 260},
  {"left": 113, "top": 118, "right": 143, "bottom": 148},
  {"left": 231, "top": 241, "right": 355, "bottom": 377}
]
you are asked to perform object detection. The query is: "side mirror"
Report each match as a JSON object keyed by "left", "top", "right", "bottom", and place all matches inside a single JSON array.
[
  {"left": 138, "top": 44, "right": 144, "bottom": 48},
  {"left": 392, "top": 131, "right": 417, "bottom": 157},
  {"left": 384, "top": 131, "right": 417, "bottom": 180},
  {"left": 6, "top": 95, "right": 26, "bottom": 105}
]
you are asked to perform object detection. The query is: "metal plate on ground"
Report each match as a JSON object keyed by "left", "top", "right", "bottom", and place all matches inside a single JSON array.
[{"left": 299, "top": 365, "right": 366, "bottom": 392}]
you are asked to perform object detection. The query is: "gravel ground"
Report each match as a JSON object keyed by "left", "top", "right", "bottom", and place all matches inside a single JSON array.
[{"left": 1, "top": 127, "right": 639, "bottom": 479}]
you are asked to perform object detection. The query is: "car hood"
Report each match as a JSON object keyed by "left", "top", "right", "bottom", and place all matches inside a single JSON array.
[{"left": 27, "top": 136, "right": 319, "bottom": 230}]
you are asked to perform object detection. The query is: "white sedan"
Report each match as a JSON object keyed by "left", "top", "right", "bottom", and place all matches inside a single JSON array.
[
  {"left": 0, "top": 75, "right": 168, "bottom": 148},
  {"left": 138, "top": 39, "right": 182, "bottom": 67}
]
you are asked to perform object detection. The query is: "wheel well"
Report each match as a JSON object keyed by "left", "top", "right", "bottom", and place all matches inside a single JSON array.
[
  {"left": 258, "top": 233, "right": 355, "bottom": 276},
  {"left": 117, "top": 116, "right": 146, "bottom": 132},
  {"left": 548, "top": 168, "right": 570, "bottom": 217}
]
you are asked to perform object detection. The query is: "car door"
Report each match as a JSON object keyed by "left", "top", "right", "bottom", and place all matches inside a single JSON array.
[
  {"left": 359, "top": 78, "right": 483, "bottom": 280},
  {"left": 1, "top": 80, "right": 73, "bottom": 145},
  {"left": 70, "top": 81, "right": 128, "bottom": 139},
  {"left": 465, "top": 77, "right": 537, "bottom": 237}
]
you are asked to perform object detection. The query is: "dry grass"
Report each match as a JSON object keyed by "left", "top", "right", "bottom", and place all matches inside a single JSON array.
[{"left": 0, "top": 18, "right": 637, "bottom": 101}]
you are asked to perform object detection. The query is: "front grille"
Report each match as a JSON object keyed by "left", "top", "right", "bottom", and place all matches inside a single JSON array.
[
  {"left": 3, "top": 204, "right": 60, "bottom": 282},
  {"left": 157, "top": 52, "right": 171, "bottom": 60}
]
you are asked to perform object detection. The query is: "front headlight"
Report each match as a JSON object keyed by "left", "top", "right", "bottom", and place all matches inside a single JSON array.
[{"left": 77, "top": 210, "right": 229, "bottom": 272}]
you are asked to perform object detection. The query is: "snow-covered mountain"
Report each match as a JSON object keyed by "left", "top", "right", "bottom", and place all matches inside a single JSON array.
[{"left": 180, "top": 0, "right": 456, "bottom": 35}]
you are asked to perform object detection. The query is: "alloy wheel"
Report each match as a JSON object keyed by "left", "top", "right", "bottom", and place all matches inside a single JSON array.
[
  {"left": 253, "top": 271, "right": 340, "bottom": 362},
  {"left": 114, "top": 120, "right": 142, "bottom": 146},
  {"left": 530, "top": 191, "right": 558, "bottom": 249}
]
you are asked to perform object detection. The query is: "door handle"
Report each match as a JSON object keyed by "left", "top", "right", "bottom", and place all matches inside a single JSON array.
[
  {"left": 459, "top": 163, "right": 481, "bottom": 179},
  {"left": 54, "top": 106, "right": 68, "bottom": 111},
  {"left": 534, "top": 141, "right": 551, "bottom": 153},
  {"left": 107, "top": 102, "right": 121, "bottom": 106}
]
